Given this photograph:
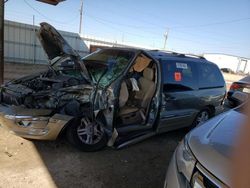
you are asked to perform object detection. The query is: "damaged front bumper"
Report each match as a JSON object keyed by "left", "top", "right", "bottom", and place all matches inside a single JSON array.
[{"left": 0, "top": 105, "right": 73, "bottom": 140}]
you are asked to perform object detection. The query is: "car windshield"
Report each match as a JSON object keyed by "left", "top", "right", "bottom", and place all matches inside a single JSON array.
[{"left": 82, "top": 49, "right": 135, "bottom": 87}]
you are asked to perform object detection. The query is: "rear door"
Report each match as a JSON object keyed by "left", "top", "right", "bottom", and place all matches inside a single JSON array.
[
  {"left": 196, "top": 63, "right": 226, "bottom": 109},
  {"left": 158, "top": 59, "right": 199, "bottom": 132}
]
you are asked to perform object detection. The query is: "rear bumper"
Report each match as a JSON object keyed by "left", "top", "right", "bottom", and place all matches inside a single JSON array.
[{"left": 0, "top": 104, "right": 73, "bottom": 140}]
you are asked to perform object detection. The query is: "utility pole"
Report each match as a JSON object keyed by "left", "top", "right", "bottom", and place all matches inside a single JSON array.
[
  {"left": 32, "top": 15, "right": 36, "bottom": 64},
  {"left": 163, "top": 29, "right": 169, "bottom": 50},
  {"left": 0, "top": 0, "right": 4, "bottom": 85},
  {"left": 79, "top": 0, "right": 83, "bottom": 34}
]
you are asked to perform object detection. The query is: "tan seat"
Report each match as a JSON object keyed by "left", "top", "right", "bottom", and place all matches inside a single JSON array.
[
  {"left": 119, "top": 81, "right": 129, "bottom": 108},
  {"left": 135, "top": 67, "right": 156, "bottom": 109},
  {"left": 119, "top": 67, "right": 155, "bottom": 117}
]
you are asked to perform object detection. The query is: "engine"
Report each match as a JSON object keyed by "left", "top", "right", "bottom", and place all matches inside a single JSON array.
[{"left": 0, "top": 68, "right": 91, "bottom": 110}]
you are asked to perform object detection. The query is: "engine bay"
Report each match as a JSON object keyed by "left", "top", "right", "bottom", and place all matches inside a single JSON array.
[
  {"left": 0, "top": 59, "right": 92, "bottom": 112},
  {"left": 20, "top": 68, "right": 86, "bottom": 92}
]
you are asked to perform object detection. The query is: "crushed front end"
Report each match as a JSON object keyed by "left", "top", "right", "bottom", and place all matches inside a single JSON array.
[
  {"left": 0, "top": 105, "right": 73, "bottom": 140},
  {"left": 0, "top": 70, "right": 95, "bottom": 140}
]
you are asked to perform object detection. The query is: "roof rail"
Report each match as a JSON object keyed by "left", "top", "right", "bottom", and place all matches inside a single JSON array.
[
  {"left": 184, "top": 54, "right": 206, "bottom": 59},
  {"left": 149, "top": 49, "right": 180, "bottom": 55},
  {"left": 149, "top": 49, "right": 178, "bottom": 54},
  {"left": 149, "top": 50, "right": 206, "bottom": 60}
]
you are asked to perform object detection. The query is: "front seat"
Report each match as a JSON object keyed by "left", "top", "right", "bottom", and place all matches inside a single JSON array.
[
  {"left": 119, "top": 81, "right": 129, "bottom": 108},
  {"left": 134, "top": 67, "right": 156, "bottom": 109},
  {"left": 119, "top": 68, "right": 156, "bottom": 121}
]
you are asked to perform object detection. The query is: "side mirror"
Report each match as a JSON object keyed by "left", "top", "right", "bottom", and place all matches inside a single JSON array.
[{"left": 231, "top": 91, "right": 248, "bottom": 104}]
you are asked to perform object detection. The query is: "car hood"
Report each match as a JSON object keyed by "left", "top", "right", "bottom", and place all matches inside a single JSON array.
[
  {"left": 37, "top": 22, "right": 79, "bottom": 60},
  {"left": 37, "top": 22, "right": 91, "bottom": 82},
  {"left": 188, "top": 110, "right": 246, "bottom": 186}
]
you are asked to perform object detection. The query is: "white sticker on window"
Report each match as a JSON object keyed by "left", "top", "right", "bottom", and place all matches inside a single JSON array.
[{"left": 176, "top": 63, "right": 188, "bottom": 69}]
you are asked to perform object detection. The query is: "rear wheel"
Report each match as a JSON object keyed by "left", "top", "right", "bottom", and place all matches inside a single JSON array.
[
  {"left": 193, "top": 109, "right": 211, "bottom": 127},
  {"left": 66, "top": 117, "right": 107, "bottom": 152}
]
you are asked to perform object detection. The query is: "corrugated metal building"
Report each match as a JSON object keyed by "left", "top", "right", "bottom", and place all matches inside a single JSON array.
[{"left": 4, "top": 20, "right": 132, "bottom": 65}]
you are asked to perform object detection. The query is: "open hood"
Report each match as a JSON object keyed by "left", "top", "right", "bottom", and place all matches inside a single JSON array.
[
  {"left": 37, "top": 22, "right": 91, "bottom": 82},
  {"left": 37, "top": 22, "right": 79, "bottom": 60}
]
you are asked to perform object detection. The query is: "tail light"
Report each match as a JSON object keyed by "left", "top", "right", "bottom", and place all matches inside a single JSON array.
[{"left": 230, "top": 83, "right": 242, "bottom": 91}]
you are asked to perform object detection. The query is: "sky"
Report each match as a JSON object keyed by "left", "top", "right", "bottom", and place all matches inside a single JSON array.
[{"left": 4, "top": 0, "right": 250, "bottom": 58}]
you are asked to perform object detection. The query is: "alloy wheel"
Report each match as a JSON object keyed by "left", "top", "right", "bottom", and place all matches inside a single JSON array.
[{"left": 77, "top": 117, "right": 104, "bottom": 145}]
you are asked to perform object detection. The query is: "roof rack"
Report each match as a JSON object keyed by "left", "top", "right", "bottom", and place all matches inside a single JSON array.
[
  {"left": 149, "top": 49, "right": 180, "bottom": 55},
  {"left": 184, "top": 54, "right": 206, "bottom": 59},
  {"left": 149, "top": 50, "right": 206, "bottom": 60}
]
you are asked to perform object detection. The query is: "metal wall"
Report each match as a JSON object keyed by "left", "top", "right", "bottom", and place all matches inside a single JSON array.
[{"left": 4, "top": 20, "right": 130, "bottom": 65}]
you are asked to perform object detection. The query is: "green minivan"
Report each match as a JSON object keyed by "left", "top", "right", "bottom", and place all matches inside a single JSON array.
[{"left": 0, "top": 23, "right": 226, "bottom": 151}]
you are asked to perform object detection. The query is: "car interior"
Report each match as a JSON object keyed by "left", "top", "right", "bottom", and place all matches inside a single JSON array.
[{"left": 117, "top": 53, "right": 157, "bottom": 126}]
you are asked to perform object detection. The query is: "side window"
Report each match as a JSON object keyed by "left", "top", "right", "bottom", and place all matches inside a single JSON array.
[
  {"left": 198, "top": 63, "right": 225, "bottom": 89},
  {"left": 162, "top": 60, "right": 198, "bottom": 92}
]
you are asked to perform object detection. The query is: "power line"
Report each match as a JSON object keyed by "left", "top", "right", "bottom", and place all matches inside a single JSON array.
[
  {"left": 85, "top": 14, "right": 160, "bottom": 39},
  {"left": 23, "top": 0, "right": 79, "bottom": 24},
  {"left": 169, "top": 36, "right": 241, "bottom": 50},
  {"left": 86, "top": 4, "right": 249, "bottom": 45},
  {"left": 172, "top": 17, "right": 250, "bottom": 29},
  {"left": 9, "top": 6, "right": 244, "bottom": 46},
  {"left": 84, "top": 12, "right": 247, "bottom": 47},
  {"left": 172, "top": 29, "right": 247, "bottom": 47},
  {"left": 85, "top": 13, "right": 244, "bottom": 50},
  {"left": 87, "top": 1, "right": 250, "bottom": 31},
  {"left": 11, "top": 4, "right": 244, "bottom": 46},
  {"left": 85, "top": 3, "right": 170, "bottom": 30},
  {"left": 85, "top": 12, "right": 156, "bottom": 29},
  {"left": 23, "top": 0, "right": 250, "bottom": 44}
]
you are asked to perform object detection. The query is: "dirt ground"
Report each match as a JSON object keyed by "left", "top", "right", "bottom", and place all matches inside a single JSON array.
[
  {"left": 0, "top": 100, "right": 231, "bottom": 188},
  {"left": 0, "top": 125, "right": 187, "bottom": 188}
]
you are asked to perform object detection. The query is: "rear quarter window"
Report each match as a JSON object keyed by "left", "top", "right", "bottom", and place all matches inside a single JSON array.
[
  {"left": 162, "top": 60, "right": 198, "bottom": 92},
  {"left": 198, "top": 63, "right": 225, "bottom": 89}
]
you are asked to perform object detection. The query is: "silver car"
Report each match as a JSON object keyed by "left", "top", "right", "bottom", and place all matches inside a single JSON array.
[{"left": 164, "top": 102, "right": 247, "bottom": 188}]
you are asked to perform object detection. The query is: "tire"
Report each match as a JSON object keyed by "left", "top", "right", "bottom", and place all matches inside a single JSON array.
[
  {"left": 66, "top": 117, "right": 107, "bottom": 152},
  {"left": 192, "top": 109, "right": 211, "bottom": 127}
]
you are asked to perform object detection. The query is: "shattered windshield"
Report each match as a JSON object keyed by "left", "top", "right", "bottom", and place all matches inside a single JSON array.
[{"left": 83, "top": 49, "right": 135, "bottom": 87}]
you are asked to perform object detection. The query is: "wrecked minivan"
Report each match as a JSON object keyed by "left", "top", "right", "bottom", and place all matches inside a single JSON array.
[{"left": 0, "top": 23, "right": 226, "bottom": 151}]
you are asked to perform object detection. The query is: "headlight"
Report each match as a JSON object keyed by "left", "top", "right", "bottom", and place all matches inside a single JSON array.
[{"left": 176, "top": 135, "right": 196, "bottom": 182}]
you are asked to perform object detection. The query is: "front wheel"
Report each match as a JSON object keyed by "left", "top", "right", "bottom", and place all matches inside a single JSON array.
[
  {"left": 193, "top": 109, "right": 211, "bottom": 127},
  {"left": 66, "top": 117, "right": 107, "bottom": 152}
]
